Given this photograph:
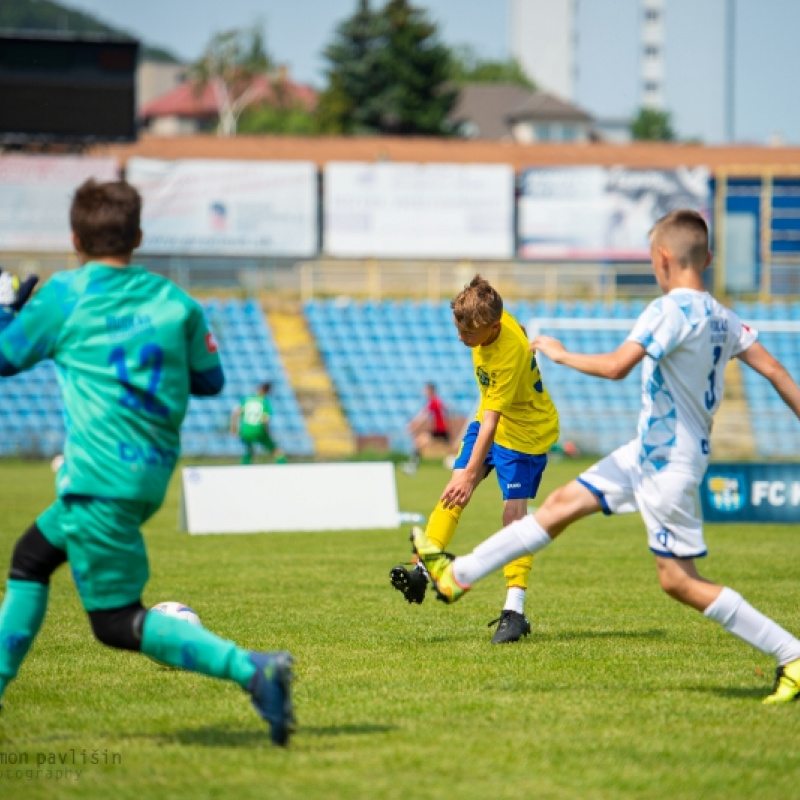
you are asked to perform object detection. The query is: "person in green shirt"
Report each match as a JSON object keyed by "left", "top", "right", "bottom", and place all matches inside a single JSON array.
[
  {"left": 0, "top": 179, "right": 294, "bottom": 745},
  {"left": 230, "top": 382, "right": 287, "bottom": 465}
]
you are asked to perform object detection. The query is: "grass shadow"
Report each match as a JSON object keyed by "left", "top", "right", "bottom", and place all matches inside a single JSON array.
[
  {"left": 301, "top": 724, "right": 396, "bottom": 737},
  {"left": 143, "top": 723, "right": 397, "bottom": 747},
  {"left": 536, "top": 628, "right": 668, "bottom": 642},
  {"left": 684, "top": 685, "right": 770, "bottom": 700},
  {"left": 4, "top": 723, "right": 397, "bottom": 750}
]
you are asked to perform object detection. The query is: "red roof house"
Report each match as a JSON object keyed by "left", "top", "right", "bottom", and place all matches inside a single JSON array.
[{"left": 140, "top": 72, "right": 318, "bottom": 135}]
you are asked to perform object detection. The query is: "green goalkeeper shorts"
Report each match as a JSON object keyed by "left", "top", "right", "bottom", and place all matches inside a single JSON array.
[
  {"left": 37, "top": 496, "right": 158, "bottom": 612},
  {"left": 240, "top": 428, "right": 276, "bottom": 452}
]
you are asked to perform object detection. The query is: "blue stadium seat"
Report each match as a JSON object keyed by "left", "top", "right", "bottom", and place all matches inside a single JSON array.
[
  {"left": 297, "top": 297, "right": 800, "bottom": 457},
  {"left": 179, "top": 298, "right": 313, "bottom": 458}
]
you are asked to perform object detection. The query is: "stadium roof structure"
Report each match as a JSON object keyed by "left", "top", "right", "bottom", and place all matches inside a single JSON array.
[{"left": 91, "top": 135, "right": 800, "bottom": 176}]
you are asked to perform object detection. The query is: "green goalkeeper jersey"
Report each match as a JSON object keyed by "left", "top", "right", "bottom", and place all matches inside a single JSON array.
[
  {"left": 0, "top": 262, "right": 223, "bottom": 504},
  {"left": 238, "top": 394, "right": 272, "bottom": 439}
]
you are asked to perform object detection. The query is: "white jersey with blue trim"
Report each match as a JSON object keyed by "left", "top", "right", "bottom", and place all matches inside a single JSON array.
[{"left": 626, "top": 289, "right": 757, "bottom": 475}]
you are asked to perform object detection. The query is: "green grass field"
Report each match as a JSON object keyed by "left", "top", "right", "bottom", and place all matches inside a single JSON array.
[{"left": 1, "top": 457, "right": 800, "bottom": 800}]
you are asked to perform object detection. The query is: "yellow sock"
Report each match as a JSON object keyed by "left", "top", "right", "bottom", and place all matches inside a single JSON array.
[
  {"left": 503, "top": 554, "right": 534, "bottom": 590},
  {"left": 426, "top": 502, "right": 463, "bottom": 551}
]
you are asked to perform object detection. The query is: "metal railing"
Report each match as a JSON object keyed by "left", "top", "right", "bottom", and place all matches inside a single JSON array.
[{"left": 0, "top": 252, "right": 660, "bottom": 302}]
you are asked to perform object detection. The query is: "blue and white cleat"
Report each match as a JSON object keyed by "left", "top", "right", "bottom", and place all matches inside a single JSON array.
[{"left": 247, "top": 651, "right": 296, "bottom": 745}]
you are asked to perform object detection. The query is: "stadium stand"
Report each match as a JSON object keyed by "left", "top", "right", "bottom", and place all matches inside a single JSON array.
[
  {"left": 3, "top": 296, "right": 798, "bottom": 460},
  {"left": 303, "top": 296, "right": 800, "bottom": 458},
  {"left": 304, "top": 298, "right": 648, "bottom": 456},
  {"left": 0, "top": 298, "right": 314, "bottom": 460},
  {"left": 305, "top": 298, "right": 478, "bottom": 453},
  {"left": 0, "top": 360, "right": 64, "bottom": 458},
  {"left": 737, "top": 301, "right": 800, "bottom": 457},
  {"left": 185, "top": 298, "right": 314, "bottom": 459}
]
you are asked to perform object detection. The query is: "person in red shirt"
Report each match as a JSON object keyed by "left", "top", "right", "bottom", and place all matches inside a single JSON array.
[{"left": 404, "top": 383, "right": 450, "bottom": 472}]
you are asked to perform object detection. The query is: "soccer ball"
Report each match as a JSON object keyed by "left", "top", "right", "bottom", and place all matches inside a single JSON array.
[{"left": 151, "top": 601, "right": 203, "bottom": 627}]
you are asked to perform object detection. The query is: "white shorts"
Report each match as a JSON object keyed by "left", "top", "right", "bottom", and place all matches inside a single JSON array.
[{"left": 577, "top": 440, "right": 706, "bottom": 559}]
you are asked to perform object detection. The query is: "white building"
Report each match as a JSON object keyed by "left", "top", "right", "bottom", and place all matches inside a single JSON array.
[{"left": 510, "top": 0, "right": 578, "bottom": 101}]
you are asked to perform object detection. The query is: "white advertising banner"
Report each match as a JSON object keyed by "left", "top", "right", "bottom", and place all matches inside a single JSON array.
[
  {"left": 127, "top": 158, "right": 318, "bottom": 256},
  {"left": 0, "top": 155, "right": 119, "bottom": 251},
  {"left": 324, "top": 162, "right": 514, "bottom": 259},
  {"left": 518, "top": 166, "right": 711, "bottom": 260},
  {"left": 180, "top": 462, "right": 400, "bottom": 534}
]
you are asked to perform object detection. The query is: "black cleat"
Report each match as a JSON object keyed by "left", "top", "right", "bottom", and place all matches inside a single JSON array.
[
  {"left": 488, "top": 610, "right": 531, "bottom": 644},
  {"left": 390, "top": 563, "right": 428, "bottom": 604}
]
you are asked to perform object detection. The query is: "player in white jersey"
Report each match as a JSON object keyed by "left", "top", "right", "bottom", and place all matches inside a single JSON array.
[
  {"left": 410, "top": 209, "right": 800, "bottom": 704},
  {"left": 575, "top": 287, "right": 757, "bottom": 559}
]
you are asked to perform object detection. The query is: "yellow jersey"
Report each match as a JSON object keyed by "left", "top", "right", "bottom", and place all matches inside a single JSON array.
[{"left": 472, "top": 310, "right": 559, "bottom": 454}]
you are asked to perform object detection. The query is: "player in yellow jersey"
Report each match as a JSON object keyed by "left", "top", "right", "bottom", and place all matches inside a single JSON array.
[{"left": 390, "top": 275, "right": 559, "bottom": 643}]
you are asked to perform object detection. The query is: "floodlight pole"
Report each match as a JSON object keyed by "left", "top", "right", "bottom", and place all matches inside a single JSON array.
[{"left": 725, "top": 0, "right": 736, "bottom": 143}]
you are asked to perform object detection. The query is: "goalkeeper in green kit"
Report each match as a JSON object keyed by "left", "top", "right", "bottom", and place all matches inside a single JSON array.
[
  {"left": 231, "top": 382, "right": 287, "bottom": 465},
  {"left": 0, "top": 180, "right": 294, "bottom": 745}
]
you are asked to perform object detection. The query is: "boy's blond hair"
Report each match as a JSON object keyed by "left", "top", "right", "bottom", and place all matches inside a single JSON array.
[
  {"left": 649, "top": 209, "right": 710, "bottom": 269},
  {"left": 451, "top": 274, "right": 503, "bottom": 329}
]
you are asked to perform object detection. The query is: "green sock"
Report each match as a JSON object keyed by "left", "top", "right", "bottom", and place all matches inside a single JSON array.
[
  {"left": 0, "top": 579, "right": 49, "bottom": 701},
  {"left": 141, "top": 611, "right": 256, "bottom": 689}
]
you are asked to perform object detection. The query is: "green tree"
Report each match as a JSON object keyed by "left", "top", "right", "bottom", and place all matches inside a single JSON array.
[
  {"left": 379, "top": 0, "right": 456, "bottom": 135},
  {"left": 189, "top": 25, "right": 272, "bottom": 136},
  {"left": 630, "top": 107, "right": 675, "bottom": 141},
  {"left": 448, "top": 45, "right": 535, "bottom": 89},
  {"left": 318, "top": 0, "right": 456, "bottom": 136},
  {"left": 316, "top": 0, "right": 386, "bottom": 134},
  {"left": 238, "top": 104, "right": 318, "bottom": 136}
]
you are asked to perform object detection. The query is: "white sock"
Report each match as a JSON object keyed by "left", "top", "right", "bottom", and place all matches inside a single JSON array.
[
  {"left": 453, "top": 515, "right": 552, "bottom": 587},
  {"left": 503, "top": 586, "right": 526, "bottom": 615},
  {"left": 704, "top": 587, "right": 800, "bottom": 666}
]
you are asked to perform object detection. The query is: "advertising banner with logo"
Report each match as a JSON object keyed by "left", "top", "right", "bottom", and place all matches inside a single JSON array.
[
  {"left": 127, "top": 158, "right": 318, "bottom": 257},
  {"left": 324, "top": 162, "right": 515, "bottom": 259},
  {"left": 701, "top": 463, "right": 800, "bottom": 523},
  {"left": 0, "top": 155, "right": 118, "bottom": 251},
  {"left": 517, "top": 166, "right": 711, "bottom": 260}
]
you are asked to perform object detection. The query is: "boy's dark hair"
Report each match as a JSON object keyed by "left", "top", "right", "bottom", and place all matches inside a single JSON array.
[
  {"left": 70, "top": 179, "right": 142, "bottom": 257},
  {"left": 451, "top": 274, "right": 503, "bottom": 329},
  {"left": 258, "top": 382, "right": 272, "bottom": 394},
  {"left": 650, "top": 209, "right": 709, "bottom": 268}
]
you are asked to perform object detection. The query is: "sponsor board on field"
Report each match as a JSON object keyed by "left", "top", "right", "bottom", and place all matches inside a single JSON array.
[
  {"left": 180, "top": 461, "right": 400, "bottom": 534},
  {"left": 701, "top": 463, "right": 800, "bottom": 523}
]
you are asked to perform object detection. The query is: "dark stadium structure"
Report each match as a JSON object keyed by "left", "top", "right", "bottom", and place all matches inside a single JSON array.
[{"left": 0, "top": 31, "right": 138, "bottom": 144}]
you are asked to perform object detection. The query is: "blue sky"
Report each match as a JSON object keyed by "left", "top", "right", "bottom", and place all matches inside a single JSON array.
[{"left": 63, "top": 0, "right": 800, "bottom": 145}]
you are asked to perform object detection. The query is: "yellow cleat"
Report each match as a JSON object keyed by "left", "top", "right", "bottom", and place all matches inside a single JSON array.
[
  {"left": 763, "top": 659, "right": 800, "bottom": 705},
  {"left": 409, "top": 526, "right": 470, "bottom": 604}
]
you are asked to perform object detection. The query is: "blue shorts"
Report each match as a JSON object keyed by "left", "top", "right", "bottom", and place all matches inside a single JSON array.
[{"left": 454, "top": 421, "right": 548, "bottom": 500}]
